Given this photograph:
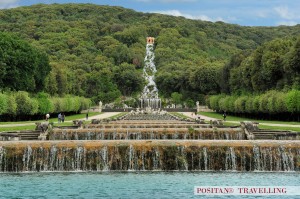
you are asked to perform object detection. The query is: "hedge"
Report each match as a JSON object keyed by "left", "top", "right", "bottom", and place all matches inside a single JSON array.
[
  {"left": 0, "top": 91, "right": 91, "bottom": 116},
  {"left": 207, "top": 90, "right": 299, "bottom": 115}
]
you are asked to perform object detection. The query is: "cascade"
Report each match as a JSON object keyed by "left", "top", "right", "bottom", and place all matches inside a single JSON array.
[
  {"left": 140, "top": 37, "right": 161, "bottom": 109},
  {"left": 1, "top": 140, "right": 298, "bottom": 172},
  {"left": 50, "top": 128, "right": 246, "bottom": 140}
]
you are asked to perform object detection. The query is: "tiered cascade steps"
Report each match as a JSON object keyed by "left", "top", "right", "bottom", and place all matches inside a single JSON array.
[{"left": 0, "top": 113, "right": 300, "bottom": 172}]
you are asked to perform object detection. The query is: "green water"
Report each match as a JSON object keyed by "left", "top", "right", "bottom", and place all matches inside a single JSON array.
[{"left": 0, "top": 172, "right": 299, "bottom": 199}]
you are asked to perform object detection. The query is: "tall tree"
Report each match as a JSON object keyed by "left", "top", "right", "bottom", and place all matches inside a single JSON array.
[{"left": 0, "top": 32, "right": 50, "bottom": 92}]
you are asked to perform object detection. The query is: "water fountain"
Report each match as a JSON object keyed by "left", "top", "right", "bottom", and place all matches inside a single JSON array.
[
  {"left": 140, "top": 37, "right": 161, "bottom": 110},
  {"left": 0, "top": 38, "right": 299, "bottom": 173}
]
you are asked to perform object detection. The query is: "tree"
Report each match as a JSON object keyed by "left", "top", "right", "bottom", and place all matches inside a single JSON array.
[
  {"left": 113, "top": 63, "right": 143, "bottom": 96},
  {"left": 171, "top": 92, "right": 182, "bottom": 107},
  {"left": 286, "top": 37, "right": 300, "bottom": 88},
  {"left": 0, "top": 32, "right": 50, "bottom": 92},
  {"left": 86, "top": 70, "right": 121, "bottom": 103},
  {"left": 189, "top": 63, "right": 221, "bottom": 94}
]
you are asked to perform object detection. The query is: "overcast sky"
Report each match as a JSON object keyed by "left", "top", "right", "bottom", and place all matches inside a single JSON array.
[{"left": 1, "top": 0, "right": 299, "bottom": 26}]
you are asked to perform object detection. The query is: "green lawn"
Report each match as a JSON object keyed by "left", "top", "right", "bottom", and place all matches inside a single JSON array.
[
  {"left": 0, "top": 125, "right": 36, "bottom": 132},
  {"left": 199, "top": 111, "right": 300, "bottom": 125},
  {"left": 258, "top": 125, "right": 300, "bottom": 132},
  {"left": 170, "top": 112, "right": 190, "bottom": 119},
  {"left": 109, "top": 112, "right": 128, "bottom": 119},
  {"left": 224, "top": 122, "right": 300, "bottom": 132}
]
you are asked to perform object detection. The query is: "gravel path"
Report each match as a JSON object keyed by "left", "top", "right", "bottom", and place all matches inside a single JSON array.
[
  {"left": 84, "top": 112, "right": 121, "bottom": 121},
  {"left": 0, "top": 112, "right": 122, "bottom": 128}
]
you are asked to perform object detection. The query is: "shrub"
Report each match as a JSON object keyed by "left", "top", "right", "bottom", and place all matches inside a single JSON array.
[
  {"left": 0, "top": 93, "right": 8, "bottom": 114},
  {"left": 15, "top": 91, "right": 34, "bottom": 115},
  {"left": 51, "top": 97, "right": 64, "bottom": 113},
  {"left": 266, "top": 91, "right": 277, "bottom": 114},
  {"left": 36, "top": 92, "right": 53, "bottom": 114},
  {"left": 209, "top": 95, "right": 224, "bottom": 111},
  {"left": 245, "top": 96, "right": 254, "bottom": 113},
  {"left": 6, "top": 94, "right": 17, "bottom": 115},
  {"left": 275, "top": 91, "right": 287, "bottom": 113},
  {"left": 30, "top": 98, "right": 39, "bottom": 115},
  {"left": 234, "top": 96, "right": 248, "bottom": 113},
  {"left": 286, "top": 90, "right": 300, "bottom": 113}
]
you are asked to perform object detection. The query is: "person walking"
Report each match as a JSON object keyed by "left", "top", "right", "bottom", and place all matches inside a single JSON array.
[
  {"left": 58, "top": 113, "right": 61, "bottom": 123},
  {"left": 86, "top": 112, "right": 89, "bottom": 120},
  {"left": 61, "top": 113, "right": 65, "bottom": 123},
  {"left": 45, "top": 113, "right": 50, "bottom": 121},
  {"left": 223, "top": 111, "right": 227, "bottom": 121}
]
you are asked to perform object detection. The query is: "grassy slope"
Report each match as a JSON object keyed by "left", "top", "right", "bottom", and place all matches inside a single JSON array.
[
  {"left": 0, "top": 112, "right": 102, "bottom": 132},
  {"left": 202, "top": 112, "right": 300, "bottom": 132},
  {"left": 200, "top": 111, "right": 300, "bottom": 125}
]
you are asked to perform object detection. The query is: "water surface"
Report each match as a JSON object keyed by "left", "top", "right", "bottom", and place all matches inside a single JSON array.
[{"left": 0, "top": 172, "right": 299, "bottom": 199}]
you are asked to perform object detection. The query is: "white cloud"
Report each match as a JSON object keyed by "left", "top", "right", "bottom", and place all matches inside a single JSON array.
[
  {"left": 256, "top": 10, "right": 269, "bottom": 18},
  {"left": 273, "top": 6, "right": 300, "bottom": 26},
  {"left": 152, "top": 9, "right": 226, "bottom": 22},
  {"left": 277, "top": 21, "right": 298, "bottom": 26},
  {"left": 274, "top": 6, "right": 295, "bottom": 20},
  {"left": 0, "top": 0, "right": 19, "bottom": 8}
]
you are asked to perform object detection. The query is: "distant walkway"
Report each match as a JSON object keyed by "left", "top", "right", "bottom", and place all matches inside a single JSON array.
[
  {"left": 179, "top": 112, "right": 300, "bottom": 128},
  {"left": 0, "top": 112, "right": 121, "bottom": 128},
  {"left": 179, "top": 112, "right": 216, "bottom": 121},
  {"left": 84, "top": 112, "right": 121, "bottom": 121}
]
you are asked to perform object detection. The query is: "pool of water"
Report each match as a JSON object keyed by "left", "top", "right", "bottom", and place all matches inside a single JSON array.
[{"left": 0, "top": 172, "right": 299, "bottom": 199}]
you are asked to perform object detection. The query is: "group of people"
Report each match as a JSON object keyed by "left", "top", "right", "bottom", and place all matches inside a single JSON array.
[
  {"left": 45, "top": 113, "right": 66, "bottom": 122},
  {"left": 57, "top": 113, "right": 65, "bottom": 123}
]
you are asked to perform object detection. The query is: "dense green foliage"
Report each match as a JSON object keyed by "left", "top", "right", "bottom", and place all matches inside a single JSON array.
[
  {"left": 1, "top": 4, "right": 300, "bottom": 104},
  {"left": 0, "top": 91, "right": 91, "bottom": 121},
  {"left": 208, "top": 90, "right": 300, "bottom": 120},
  {"left": 221, "top": 37, "right": 300, "bottom": 93},
  {"left": 0, "top": 32, "right": 50, "bottom": 92},
  {"left": 207, "top": 36, "right": 300, "bottom": 121}
]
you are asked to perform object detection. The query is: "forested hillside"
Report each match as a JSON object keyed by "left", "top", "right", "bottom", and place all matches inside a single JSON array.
[
  {"left": 1, "top": 3, "right": 300, "bottom": 104},
  {"left": 221, "top": 37, "right": 300, "bottom": 94},
  {"left": 207, "top": 37, "right": 300, "bottom": 121}
]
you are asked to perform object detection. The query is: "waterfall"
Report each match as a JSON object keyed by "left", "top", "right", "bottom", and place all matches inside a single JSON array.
[
  {"left": 178, "top": 146, "right": 188, "bottom": 171},
  {"left": 100, "top": 146, "right": 109, "bottom": 171},
  {"left": 128, "top": 144, "right": 135, "bottom": 171},
  {"left": 22, "top": 146, "right": 32, "bottom": 171},
  {"left": 49, "top": 146, "right": 57, "bottom": 171},
  {"left": 203, "top": 147, "right": 208, "bottom": 171},
  {"left": 0, "top": 146, "right": 5, "bottom": 171},
  {"left": 225, "top": 147, "right": 237, "bottom": 171},
  {"left": 253, "top": 146, "right": 261, "bottom": 171},
  {"left": 50, "top": 128, "right": 247, "bottom": 141},
  {"left": 0, "top": 141, "right": 299, "bottom": 172},
  {"left": 140, "top": 37, "right": 161, "bottom": 109},
  {"left": 74, "top": 147, "right": 84, "bottom": 171},
  {"left": 280, "top": 147, "right": 294, "bottom": 171},
  {"left": 152, "top": 148, "right": 161, "bottom": 170}
]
